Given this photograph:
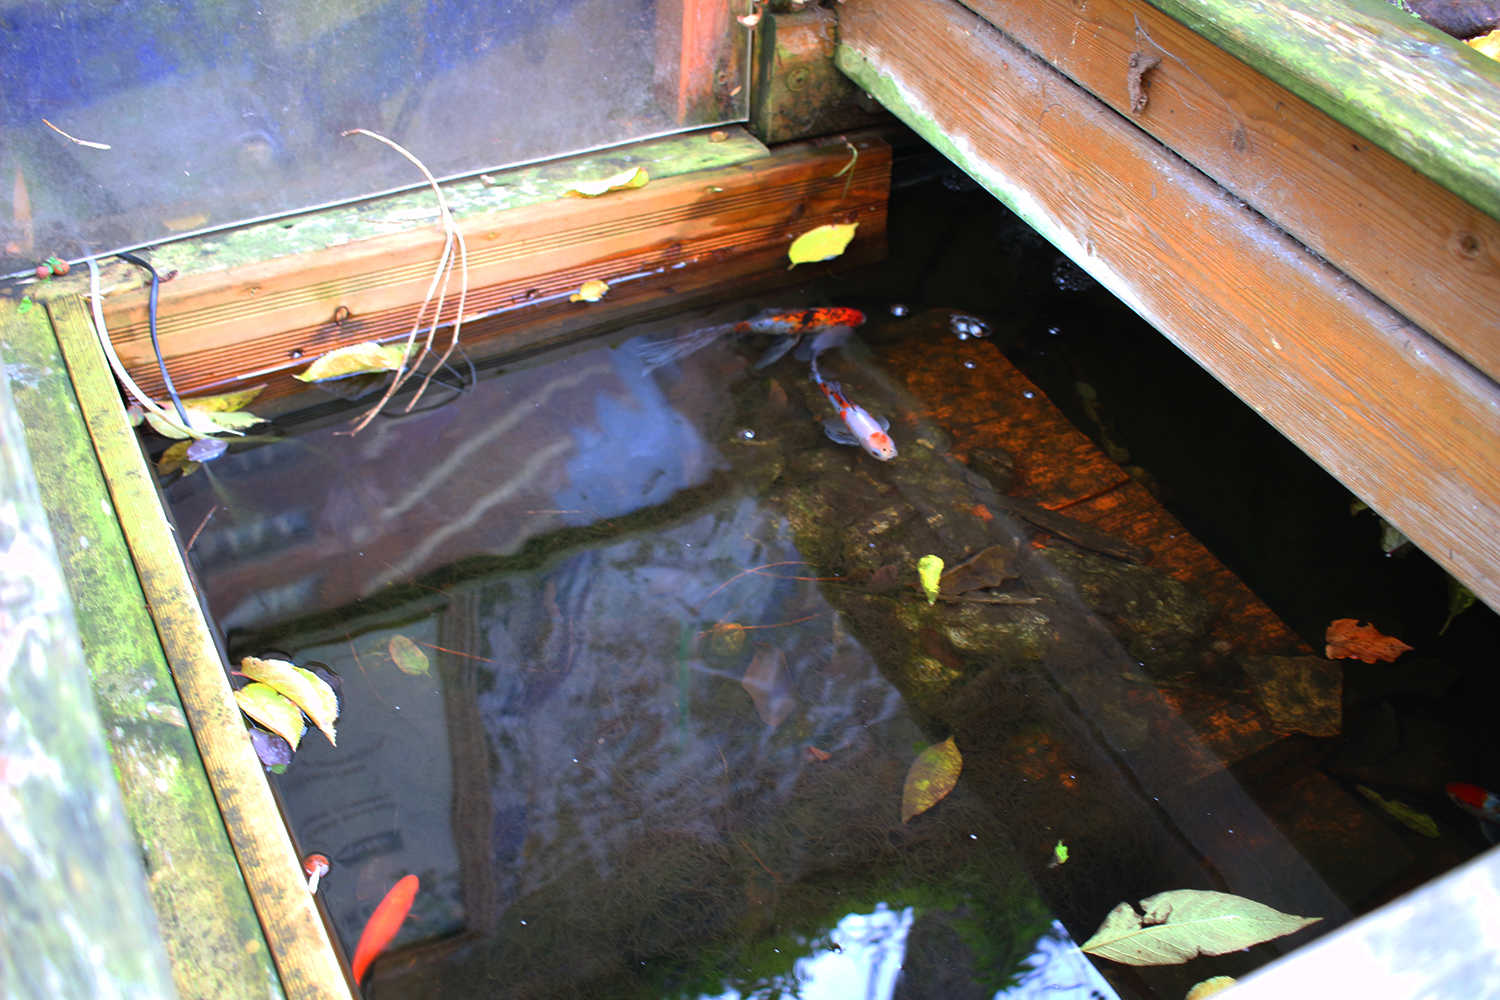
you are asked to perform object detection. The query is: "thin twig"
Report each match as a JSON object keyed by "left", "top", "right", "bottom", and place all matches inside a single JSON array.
[{"left": 185, "top": 504, "right": 218, "bottom": 552}]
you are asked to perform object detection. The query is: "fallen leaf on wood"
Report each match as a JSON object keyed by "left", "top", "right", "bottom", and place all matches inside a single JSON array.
[
  {"left": 742, "top": 646, "right": 796, "bottom": 727},
  {"left": 295, "top": 342, "right": 412, "bottom": 382},
  {"left": 240, "top": 657, "right": 339, "bottom": 745},
  {"left": 570, "top": 279, "right": 610, "bottom": 303},
  {"left": 389, "top": 635, "right": 430, "bottom": 676},
  {"left": 939, "top": 544, "right": 1015, "bottom": 596},
  {"left": 1326, "top": 619, "right": 1412, "bottom": 664},
  {"left": 564, "top": 166, "right": 649, "bottom": 197},
  {"left": 145, "top": 404, "right": 263, "bottom": 439},
  {"left": 1080, "top": 889, "right": 1319, "bottom": 965},
  {"left": 917, "top": 555, "right": 944, "bottom": 605},
  {"left": 1356, "top": 784, "right": 1439, "bottom": 837},
  {"left": 235, "top": 683, "right": 307, "bottom": 751},
  {"left": 902, "top": 735, "right": 961, "bottom": 822},
  {"left": 788, "top": 223, "right": 858, "bottom": 268}
]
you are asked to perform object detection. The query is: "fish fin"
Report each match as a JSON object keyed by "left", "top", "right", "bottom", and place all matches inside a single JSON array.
[
  {"left": 637, "top": 322, "right": 737, "bottom": 373},
  {"left": 755, "top": 335, "right": 801, "bottom": 369},
  {"left": 822, "top": 417, "right": 859, "bottom": 446},
  {"left": 877, "top": 413, "right": 890, "bottom": 431},
  {"left": 799, "top": 325, "right": 854, "bottom": 362}
]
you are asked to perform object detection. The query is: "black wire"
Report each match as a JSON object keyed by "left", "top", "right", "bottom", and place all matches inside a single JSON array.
[{"left": 116, "top": 251, "right": 189, "bottom": 427}]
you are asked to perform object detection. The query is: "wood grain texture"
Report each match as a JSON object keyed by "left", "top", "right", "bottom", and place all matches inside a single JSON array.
[
  {"left": 1148, "top": 0, "right": 1500, "bottom": 221},
  {"left": 837, "top": 0, "right": 1500, "bottom": 612},
  {"left": 99, "top": 134, "right": 888, "bottom": 404},
  {"left": 4, "top": 308, "right": 281, "bottom": 1000},
  {"left": 49, "top": 295, "right": 353, "bottom": 1000},
  {"left": 958, "top": 0, "right": 1500, "bottom": 386}
]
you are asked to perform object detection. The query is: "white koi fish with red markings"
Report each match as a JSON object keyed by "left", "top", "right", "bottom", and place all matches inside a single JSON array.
[{"left": 805, "top": 326, "right": 897, "bottom": 461}]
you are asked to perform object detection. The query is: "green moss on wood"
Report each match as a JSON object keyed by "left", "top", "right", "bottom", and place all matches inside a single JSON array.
[{"left": 1, "top": 303, "right": 283, "bottom": 1000}]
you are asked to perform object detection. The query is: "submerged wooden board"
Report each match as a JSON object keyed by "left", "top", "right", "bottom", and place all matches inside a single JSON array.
[
  {"left": 97, "top": 131, "right": 889, "bottom": 405},
  {"left": 837, "top": 0, "right": 1500, "bottom": 614},
  {"left": 48, "top": 296, "right": 353, "bottom": 1000},
  {"left": 959, "top": 0, "right": 1500, "bottom": 386}
]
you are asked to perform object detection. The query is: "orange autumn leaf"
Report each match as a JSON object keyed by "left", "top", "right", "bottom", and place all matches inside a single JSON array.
[{"left": 1325, "top": 619, "right": 1413, "bottom": 664}]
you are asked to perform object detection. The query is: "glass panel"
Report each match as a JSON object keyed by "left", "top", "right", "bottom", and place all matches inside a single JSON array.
[{"left": 0, "top": 0, "right": 747, "bottom": 273}]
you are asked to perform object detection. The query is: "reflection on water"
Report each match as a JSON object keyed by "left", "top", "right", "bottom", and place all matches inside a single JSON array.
[{"left": 173, "top": 302, "right": 1374, "bottom": 998}]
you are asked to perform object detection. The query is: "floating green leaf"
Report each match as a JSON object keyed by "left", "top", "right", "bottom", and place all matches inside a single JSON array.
[
  {"left": 1356, "top": 784, "right": 1439, "bottom": 838},
  {"left": 296, "top": 342, "right": 413, "bottom": 382},
  {"left": 902, "top": 735, "right": 961, "bottom": 822},
  {"left": 389, "top": 635, "right": 430, "bottom": 676},
  {"left": 240, "top": 656, "right": 339, "bottom": 746},
  {"left": 917, "top": 555, "right": 944, "bottom": 605},
  {"left": 145, "top": 405, "right": 263, "bottom": 440},
  {"left": 788, "top": 222, "right": 859, "bottom": 269},
  {"left": 564, "top": 166, "right": 649, "bottom": 197},
  {"left": 1052, "top": 840, "right": 1069, "bottom": 866},
  {"left": 1080, "top": 889, "right": 1320, "bottom": 966},
  {"left": 234, "top": 683, "right": 307, "bottom": 751}
]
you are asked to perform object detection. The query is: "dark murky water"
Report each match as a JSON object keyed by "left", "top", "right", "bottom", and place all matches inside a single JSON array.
[{"left": 166, "top": 171, "right": 1498, "bottom": 1000}]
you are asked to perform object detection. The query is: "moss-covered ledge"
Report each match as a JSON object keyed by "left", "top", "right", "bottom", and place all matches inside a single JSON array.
[
  {"left": 1, "top": 303, "right": 281, "bottom": 1000},
  {"left": 1144, "top": 0, "right": 1500, "bottom": 220}
]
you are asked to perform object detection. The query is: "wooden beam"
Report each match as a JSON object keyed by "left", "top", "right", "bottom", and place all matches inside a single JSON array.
[
  {"left": 956, "top": 0, "right": 1500, "bottom": 387},
  {"left": 48, "top": 296, "right": 354, "bottom": 1000},
  {"left": 95, "top": 131, "right": 889, "bottom": 405},
  {"left": 836, "top": 0, "right": 1500, "bottom": 611}
]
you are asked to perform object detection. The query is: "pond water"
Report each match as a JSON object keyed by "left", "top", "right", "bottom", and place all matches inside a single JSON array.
[{"left": 165, "top": 164, "right": 1499, "bottom": 1000}]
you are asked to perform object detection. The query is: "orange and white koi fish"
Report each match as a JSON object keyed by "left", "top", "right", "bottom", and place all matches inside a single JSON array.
[
  {"left": 639, "top": 307, "right": 866, "bottom": 373},
  {"left": 806, "top": 326, "right": 896, "bottom": 461},
  {"left": 351, "top": 874, "right": 419, "bottom": 983},
  {"left": 1448, "top": 782, "right": 1500, "bottom": 844}
]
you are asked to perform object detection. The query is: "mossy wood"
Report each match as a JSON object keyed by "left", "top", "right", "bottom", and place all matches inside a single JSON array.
[
  {"left": 80, "top": 128, "right": 889, "bottom": 407},
  {"left": 1145, "top": 0, "right": 1500, "bottom": 222},
  {"left": 46, "top": 296, "right": 354, "bottom": 1000},
  {"left": 749, "top": 6, "right": 890, "bottom": 144},
  {"left": 958, "top": 0, "right": 1500, "bottom": 387},
  {"left": 837, "top": 0, "right": 1500, "bottom": 615},
  {"left": 0, "top": 308, "right": 178, "bottom": 1000},
  {"left": 3, "top": 305, "right": 280, "bottom": 999}
]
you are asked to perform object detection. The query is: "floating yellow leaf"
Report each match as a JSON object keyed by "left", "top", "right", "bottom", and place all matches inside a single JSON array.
[
  {"left": 295, "top": 342, "right": 413, "bottom": 382},
  {"left": 788, "top": 223, "right": 859, "bottom": 269},
  {"left": 1080, "top": 889, "right": 1320, "bottom": 966},
  {"left": 389, "top": 635, "right": 430, "bottom": 676},
  {"left": 235, "top": 683, "right": 307, "bottom": 751},
  {"left": 156, "top": 439, "right": 199, "bottom": 477},
  {"left": 570, "top": 279, "right": 610, "bottom": 303},
  {"left": 917, "top": 555, "right": 944, "bottom": 605},
  {"left": 240, "top": 657, "right": 339, "bottom": 746},
  {"left": 178, "top": 385, "right": 265, "bottom": 413},
  {"left": 144, "top": 405, "right": 263, "bottom": 440},
  {"left": 1356, "top": 784, "right": 1439, "bottom": 838},
  {"left": 1185, "top": 977, "right": 1237, "bottom": 1000},
  {"left": 1468, "top": 29, "right": 1500, "bottom": 60},
  {"left": 902, "top": 735, "right": 961, "bottom": 822},
  {"left": 564, "top": 166, "right": 649, "bottom": 198}
]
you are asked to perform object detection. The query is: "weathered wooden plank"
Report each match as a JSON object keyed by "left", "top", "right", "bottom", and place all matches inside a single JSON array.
[
  {"left": 95, "top": 132, "right": 888, "bottom": 404},
  {"left": 3, "top": 306, "right": 282, "bottom": 999},
  {"left": 957, "top": 0, "right": 1500, "bottom": 386},
  {"left": 0, "top": 306, "right": 178, "bottom": 1000},
  {"left": 1148, "top": 0, "right": 1500, "bottom": 222},
  {"left": 47, "top": 296, "right": 353, "bottom": 1000},
  {"left": 836, "top": 0, "right": 1500, "bottom": 612}
]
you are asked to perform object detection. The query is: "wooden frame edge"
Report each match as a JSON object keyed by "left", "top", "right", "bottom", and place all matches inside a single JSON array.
[{"left": 47, "top": 294, "right": 354, "bottom": 1000}]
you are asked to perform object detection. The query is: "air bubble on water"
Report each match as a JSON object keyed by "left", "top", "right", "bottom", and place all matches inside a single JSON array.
[
  {"left": 1023, "top": 391, "right": 1035, "bottom": 399},
  {"left": 963, "top": 361, "right": 975, "bottom": 369}
]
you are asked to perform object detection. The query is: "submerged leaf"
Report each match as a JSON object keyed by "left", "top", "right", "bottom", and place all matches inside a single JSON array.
[
  {"left": 1357, "top": 784, "right": 1440, "bottom": 838},
  {"left": 1440, "top": 574, "right": 1477, "bottom": 636},
  {"left": 296, "top": 342, "right": 412, "bottom": 382},
  {"left": 788, "top": 223, "right": 859, "bottom": 268},
  {"left": 741, "top": 646, "right": 796, "bottom": 727},
  {"left": 902, "top": 736, "right": 961, "bottom": 822},
  {"left": 389, "top": 635, "right": 430, "bottom": 676},
  {"left": 1080, "top": 889, "right": 1320, "bottom": 966},
  {"left": 235, "top": 683, "right": 307, "bottom": 751},
  {"left": 144, "top": 405, "right": 263, "bottom": 440},
  {"left": 1325, "top": 619, "right": 1412, "bottom": 664},
  {"left": 564, "top": 166, "right": 649, "bottom": 197},
  {"left": 156, "top": 439, "right": 199, "bottom": 477},
  {"left": 240, "top": 657, "right": 339, "bottom": 745},
  {"left": 570, "top": 279, "right": 610, "bottom": 303},
  {"left": 917, "top": 555, "right": 944, "bottom": 605},
  {"left": 939, "top": 545, "right": 1015, "bottom": 596}
]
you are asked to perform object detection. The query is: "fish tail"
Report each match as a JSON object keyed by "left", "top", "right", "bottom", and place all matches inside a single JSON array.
[{"left": 637, "top": 321, "right": 739, "bottom": 373}]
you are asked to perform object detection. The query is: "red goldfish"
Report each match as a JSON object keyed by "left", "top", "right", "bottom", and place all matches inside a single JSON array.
[
  {"left": 639, "top": 307, "right": 866, "bottom": 372},
  {"left": 351, "top": 874, "right": 419, "bottom": 983},
  {"left": 1448, "top": 782, "right": 1500, "bottom": 824}
]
